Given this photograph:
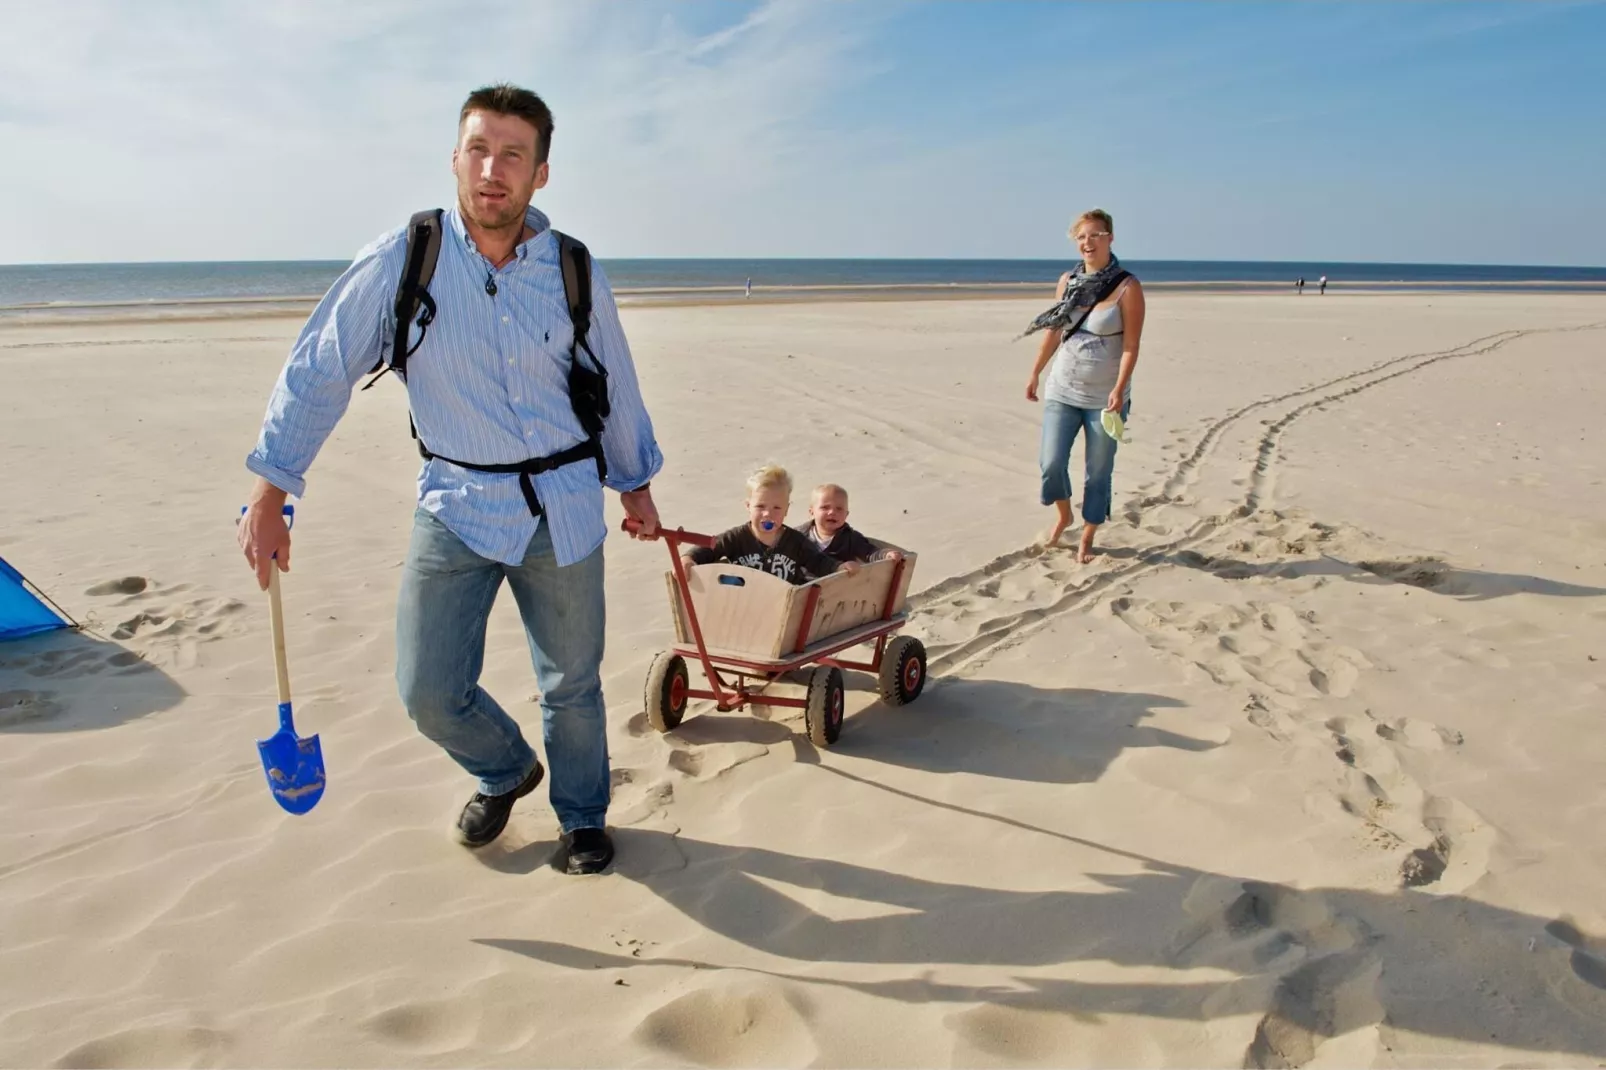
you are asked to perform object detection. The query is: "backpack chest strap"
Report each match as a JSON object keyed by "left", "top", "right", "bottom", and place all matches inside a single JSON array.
[{"left": 415, "top": 439, "right": 604, "bottom": 517}]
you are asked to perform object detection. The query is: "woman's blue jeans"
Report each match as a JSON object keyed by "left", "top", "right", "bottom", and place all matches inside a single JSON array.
[
  {"left": 394, "top": 509, "right": 609, "bottom": 834},
  {"left": 1039, "top": 399, "right": 1129, "bottom": 524}
]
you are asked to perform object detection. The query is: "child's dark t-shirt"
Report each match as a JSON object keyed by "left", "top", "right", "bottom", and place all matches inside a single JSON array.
[
  {"left": 688, "top": 525, "right": 842, "bottom": 585},
  {"left": 794, "top": 521, "right": 880, "bottom": 563}
]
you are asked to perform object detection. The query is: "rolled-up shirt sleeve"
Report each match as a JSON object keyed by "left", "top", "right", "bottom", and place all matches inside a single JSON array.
[
  {"left": 586, "top": 260, "right": 664, "bottom": 492},
  {"left": 245, "top": 236, "right": 401, "bottom": 497}
]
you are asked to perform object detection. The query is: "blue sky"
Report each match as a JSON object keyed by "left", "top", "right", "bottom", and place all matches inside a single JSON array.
[{"left": 1, "top": 0, "right": 1602, "bottom": 265}]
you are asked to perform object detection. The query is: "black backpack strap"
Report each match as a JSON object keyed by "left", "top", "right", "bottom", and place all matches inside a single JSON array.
[
  {"left": 553, "top": 231, "right": 609, "bottom": 484},
  {"left": 363, "top": 209, "right": 443, "bottom": 390},
  {"left": 554, "top": 231, "right": 593, "bottom": 358},
  {"left": 414, "top": 439, "right": 604, "bottom": 517}
]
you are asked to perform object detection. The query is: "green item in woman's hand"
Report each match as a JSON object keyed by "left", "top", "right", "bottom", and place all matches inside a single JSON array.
[{"left": 1100, "top": 409, "right": 1125, "bottom": 443}]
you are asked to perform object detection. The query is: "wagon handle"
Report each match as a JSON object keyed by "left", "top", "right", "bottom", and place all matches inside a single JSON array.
[
  {"left": 621, "top": 518, "right": 738, "bottom": 708},
  {"left": 620, "top": 518, "right": 717, "bottom": 549}
]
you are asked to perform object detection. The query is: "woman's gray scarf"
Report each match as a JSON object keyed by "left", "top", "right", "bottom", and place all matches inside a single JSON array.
[{"left": 1015, "top": 255, "right": 1128, "bottom": 340}]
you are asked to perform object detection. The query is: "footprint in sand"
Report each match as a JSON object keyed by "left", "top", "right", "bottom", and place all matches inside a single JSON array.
[
  {"left": 53, "top": 1025, "right": 228, "bottom": 1068},
  {"left": 364, "top": 999, "right": 477, "bottom": 1051},
  {"left": 0, "top": 689, "right": 64, "bottom": 727},
  {"left": 1246, "top": 949, "right": 1383, "bottom": 1070},
  {"left": 103, "top": 594, "right": 248, "bottom": 666},
  {"left": 613, "top": 779, "right": 675, "bottom": 826},
  {"left": 1112, "top": 595, "right": 1364, "bottom": 701},
  {"left": 20, "top": 649, "right": 102, "bottom": 677},
  {"left": 1169, "top": 875, "right": 1363, "bottom": 990},
  {"left": 112, "top": 612, "right": 172, "bottom": 640},
  {"left": 2, "top": 646, "right": 151, "bottom": 684},
  {"left": 84, "top": 576, "right": 149, "bottom": 597},
  {"left": 1373, "top": 716, "right": 1464, "bottom": 750},
  {"left": 947, "top": 1004, "right": 1082, "bottom": 1066},
  {"left": 1358, "top": 557, "right": 1453, "bottom": 591},
  {"left": 1178, "top": 881, "right": 1384, "bottom": 1069},
  {"left": 1335, "top": 712, "right": 1490, "bottom": 891},
  {"left": 666, "top": 742, "right": 769, "bottom": 779},
  {"left": 1545, "top": 919, "right": 1606, "bottom": 991},
  {"left": 1308, "top": 658, "right": 1360, "bottom": 697},
  {"left": 634, "top": 983, "right": 817, "bottom": 1068},
  {"left": 1243, "top": 693, "right": 1295, "bottom": 742}
]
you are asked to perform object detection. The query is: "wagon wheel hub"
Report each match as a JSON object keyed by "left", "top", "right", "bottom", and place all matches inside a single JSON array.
[{"left": 902, "top": 655, "right": 923, "bottom": 694}]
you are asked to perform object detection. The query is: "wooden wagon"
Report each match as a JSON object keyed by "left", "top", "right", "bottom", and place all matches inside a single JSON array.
[{"left": 624, "top": 521, "right": 928, "bottom": 745}]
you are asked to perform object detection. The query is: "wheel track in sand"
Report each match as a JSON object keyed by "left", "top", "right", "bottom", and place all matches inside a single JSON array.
[
  {"left": 910, "top": 322, "right": 1606, "bottom": 679},
  {"left": 1160, "top": 329, "right": 1524, "bottom": 502}
]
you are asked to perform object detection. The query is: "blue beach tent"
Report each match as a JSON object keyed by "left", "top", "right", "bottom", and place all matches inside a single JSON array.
[{"left": 0, "top": 556, "right": 75, "bottom": 640}]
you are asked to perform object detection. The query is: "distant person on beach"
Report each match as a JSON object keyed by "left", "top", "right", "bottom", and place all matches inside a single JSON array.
[
  {"left": 796, "top": 483, "right": 903, "bottom": 564},
  {"left": 683, "top": 466, "right": 857, "bottom": 584},
  {"left": 1319, "top": 274, "right": 1328, "bottom": 294},
  {"left": 1296, "top": 276, "right": 1305, "bottom": 294},
  {"left": 237, "top": 83, "right": 664, "bottom": 876},
  {"left": 745, "top": 276, "right": 752, "bottom": 299},
  {"left": 1021, "top": 208, "right": 1147, "bottom": 563}
]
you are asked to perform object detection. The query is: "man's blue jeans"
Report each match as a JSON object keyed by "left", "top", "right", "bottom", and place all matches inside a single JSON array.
[
  {"left": 1039, "top": 399, "right": 1129, "bottom": 524},
  {"left": 395, "top": 509, "right": 609, "bottom": 833}
]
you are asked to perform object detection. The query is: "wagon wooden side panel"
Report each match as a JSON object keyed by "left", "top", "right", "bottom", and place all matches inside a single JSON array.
[
  {"left": 799, "top": 548, "right": 916, "bottom": 649},
  {"left": 666, "top": 548, "right": 917, "bottom": 664},
  {"left": 667, "top": 563, "right": 797, "bottom": 660}
]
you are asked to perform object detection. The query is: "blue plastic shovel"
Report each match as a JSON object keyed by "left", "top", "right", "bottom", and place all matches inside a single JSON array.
[{"left": 251, "top": 505, "right": 325, "bottom": 814}]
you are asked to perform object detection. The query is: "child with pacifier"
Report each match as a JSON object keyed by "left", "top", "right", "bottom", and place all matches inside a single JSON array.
[{"left": 683, "top": 465, "right": 858, "bottom": 585}]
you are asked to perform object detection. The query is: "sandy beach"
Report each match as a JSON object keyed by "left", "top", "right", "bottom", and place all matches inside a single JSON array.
[{"left": 2, "top": 292, "right": 1604, "bottom": 1067}]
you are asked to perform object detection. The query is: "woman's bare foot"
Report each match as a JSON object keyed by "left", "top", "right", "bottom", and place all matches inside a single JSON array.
[
  {"left": 1077, "top": 523, "right": 1099, "bottom": 564},
  {"left": 1044, "top": 501, "right": 1073, "bottom": 546}
]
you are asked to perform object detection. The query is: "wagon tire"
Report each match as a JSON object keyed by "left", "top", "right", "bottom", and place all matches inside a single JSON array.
[
  {"left": 878, "top": 635, "right": 927, "bottom": 706},
  {"left": 645, "top": 651, "right": 689, "bottom": 732},
  {"left": 804, "top": 665, "right": 845, "bottom": 747}
]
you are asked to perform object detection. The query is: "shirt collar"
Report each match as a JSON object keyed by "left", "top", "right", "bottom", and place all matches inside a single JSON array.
[{"left": 446, "top": 203, "right": 553, "bottom": 262}]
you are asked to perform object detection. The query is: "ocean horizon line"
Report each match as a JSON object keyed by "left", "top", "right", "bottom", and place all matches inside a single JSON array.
[
  {"left": 3, "top": 257, "right": 1605, "bottom": 314},
  {"left": 4, "top": 255, "right": 1605, "bottom": 271}
]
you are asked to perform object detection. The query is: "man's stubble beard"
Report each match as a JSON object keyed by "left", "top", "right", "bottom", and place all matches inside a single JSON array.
[{"left": 461, "top": 189, "right": 533, "bottom": 234}]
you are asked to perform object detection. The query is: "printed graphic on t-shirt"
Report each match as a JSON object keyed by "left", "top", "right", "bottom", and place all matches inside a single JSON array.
[{"left": 731, "top": 551, "right": 804, "bottom": 583}]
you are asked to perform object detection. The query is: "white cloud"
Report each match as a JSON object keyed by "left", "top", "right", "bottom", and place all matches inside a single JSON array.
[{"left": 0, "top": 0, "right": 886, "bottom": 262}]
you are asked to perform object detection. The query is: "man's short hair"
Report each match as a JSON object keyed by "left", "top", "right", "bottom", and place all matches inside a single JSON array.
[{"left": 460, "top": 83, "right": 555, "bottom": 164}]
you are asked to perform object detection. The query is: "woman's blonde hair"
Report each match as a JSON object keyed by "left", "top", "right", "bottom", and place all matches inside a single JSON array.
[
  {"left": 746, "top": 464, "right": 793, "bottom": 499},
  {"left": 1070, "top": 208, "right": 1114, "bottom": 237}
]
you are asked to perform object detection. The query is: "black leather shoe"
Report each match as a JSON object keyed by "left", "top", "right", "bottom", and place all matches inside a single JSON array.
[
  {"left": 455, "top": 761, "right": 544, "bottom": 848},
  {"left": 562, "top": 827, "right": 614, "bottom": 875}
]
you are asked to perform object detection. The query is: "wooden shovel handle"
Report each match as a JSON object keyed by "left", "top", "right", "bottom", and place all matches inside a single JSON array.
[{"left": 266, "top": 567, "right": 292, "bottom": 705}]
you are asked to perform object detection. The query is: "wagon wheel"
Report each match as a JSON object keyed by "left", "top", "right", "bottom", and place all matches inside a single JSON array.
[
  {"left": 645, "top": 651, "right": 689, "bottom": 732},
  {"left": 804, "top": 665, "right": 845, "bottom": 747},
  {"left": 877, "top": 635, "right": 927, "bottom": 706}
]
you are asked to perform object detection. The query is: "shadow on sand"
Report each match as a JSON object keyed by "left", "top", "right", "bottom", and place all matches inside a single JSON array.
[
  {"left": 0, "top": 627, "right": 185, "bottom": 732},
  {"left": 477, "top": 665, "right": 1605, "bottom": 1059},
  {"left": 639, "top": 677, "right": 1209, "bottom": 786},
  {"left": 1169, "top": 547, "right": 1606, "bottom": 603},
  {"left": 483, "top": 815, "right": 1606, "bottom": 1060}
]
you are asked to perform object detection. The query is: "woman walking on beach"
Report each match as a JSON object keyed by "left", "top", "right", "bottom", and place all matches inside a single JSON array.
[{"left": 1022, "top": 209, "right": 1147, "bottom": 563}]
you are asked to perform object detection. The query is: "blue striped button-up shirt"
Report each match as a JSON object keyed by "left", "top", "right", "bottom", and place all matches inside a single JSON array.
[{"left": 247, "top": 205, "right": 663, "bottom": 567}]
